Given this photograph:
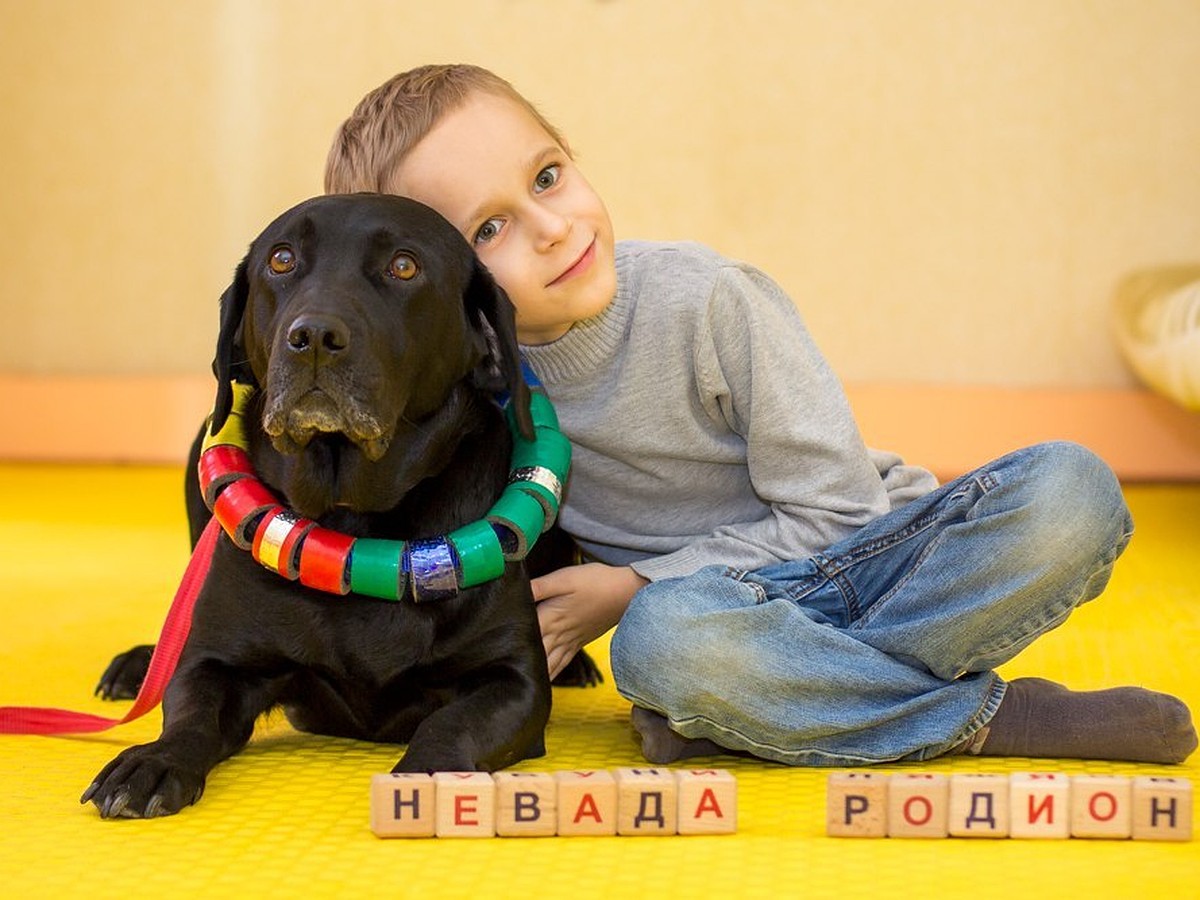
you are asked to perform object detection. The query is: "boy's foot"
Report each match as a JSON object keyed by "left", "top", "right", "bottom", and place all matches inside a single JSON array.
[
  {"left": 631, "top": 707, "right": 725, "bottom": 764},
  {"left": 958, "top": 677, "right": 1197, "bottom": 764}
]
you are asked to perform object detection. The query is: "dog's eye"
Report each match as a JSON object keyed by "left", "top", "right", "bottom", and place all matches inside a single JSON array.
[
  {"left": 387, "top": 252, "right": 419, "bottom": 281},
  {"left": 268, "top": 246, "right": 297, "bottom": 275}
]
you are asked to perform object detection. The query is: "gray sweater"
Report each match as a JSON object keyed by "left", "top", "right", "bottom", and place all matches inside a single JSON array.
[{"left": 521, "top": 240, "right": 937, "bottom": 582}]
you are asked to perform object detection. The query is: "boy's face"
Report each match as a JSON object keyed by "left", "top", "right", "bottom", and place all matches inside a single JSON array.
[{"left": 392, "top": 93, "right": 616, "bottom": 345}]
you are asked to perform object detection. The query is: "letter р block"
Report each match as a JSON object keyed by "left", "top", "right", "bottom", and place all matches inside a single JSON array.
[
  {"left": 949, "top": 773, "right": 1010, "bottom": 838},
  {"left": 886, "top": 773, "right": 949, "bottom": 838},
  {"left": 614, "top": 767, "right": 679, "bottom": 836},
  {"left": 826, "top": 772, "right": 890, "bottom": 837},
  {"left": 1070, "top": 775, "right": 1132, "bottom": 839},
  {"left": 493, "top": 771, "right": 557, "bottom": 837},
  {"left": 1131, "top": 776, "right": 1193, "bottom": 842},
  {"left": 433, "top": 772, "right": 496, "bottom": 838},
  {"left": 675, "top": 769, "right": 738, "bottom": 835},
  {"left": 370, "top": 772, "right": 436, "bottom": 838},
  {"left": 1009, "top": 772, "right": 1071, "bottom": 839},
  {"left": 555, "top": 770, "right": 618, "bottom": 836}
]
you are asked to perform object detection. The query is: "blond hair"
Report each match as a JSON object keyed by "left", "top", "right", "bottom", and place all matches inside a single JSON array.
[{"left": 325, "top": 64, "right": 568, "bottom": 195}]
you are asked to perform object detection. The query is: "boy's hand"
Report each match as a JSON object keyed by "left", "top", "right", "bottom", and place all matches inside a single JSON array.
[{"left": 531, "top": 563, "right": 648, "bottom": 680}]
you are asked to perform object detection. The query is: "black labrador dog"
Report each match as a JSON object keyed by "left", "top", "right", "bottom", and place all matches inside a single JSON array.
[{"left": 85, "top": 194, "right": 593, "bottom": 819}]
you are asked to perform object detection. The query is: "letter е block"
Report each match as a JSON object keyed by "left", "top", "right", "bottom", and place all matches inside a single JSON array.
[
  {"left": 433, "top": 772, "right": 496, "bottom": 838},
  {"left": 615, "top": 767, "right": 679, "bottom": 836},
  {"left": 493, "top": 771, "right": 557, "bottom": 837},
  {"left": 555, "top": 770, "right": 618, "bottom": 836},
  {"left": 1010, "top": 772, "right": 1071, "bottom": 839},
  {"left": 826, "top": 772, "right": 890, "bottom": 838},
  {"left": 675, "top": 769, "right": 737, "bottom": 835},
  {"left": 949, "top": 773, "right": 1010, "bottom": 838},
  {"left": 370, "top": 772, "right": 436, "bottom": 838},
  {"left": 1132, "top": 776, "right": 1192, "bottom": 842},
  {"left": 886, "top": 773, "right": 949, "bottom": 838},
  {"left": 1070, "top": 775, "right": 1131, "bottom": 839}
]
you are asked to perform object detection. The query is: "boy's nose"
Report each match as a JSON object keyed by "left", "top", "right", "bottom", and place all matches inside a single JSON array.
[{"left": 532, "top": 206, "right": 571, "bottom": 250}]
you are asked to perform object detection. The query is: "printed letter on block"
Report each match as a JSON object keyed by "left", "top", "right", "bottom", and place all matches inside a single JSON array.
[
  {"left": 887, "top": 773, "right": 949, "bottom": 838},
  {"left": 826, "top": 772, "right": 890, "bottom": 837},
  {"left": 555, "top": 770, "right": 618, "bottom": 836},
  {"left": 434, "top": 772, "right": 496, "bottom": 838},
  {"left": 949, "top": 774, "right": 1010, "bottom": 838},
  {"left": 1132, "top": 777, "right": 1192, "bottom": 842},
  {"left": 370, "top": 773, "right": 436, "bottom": 838},
  {"left": 494, "top": 771, "right": 557, "bottom": 838},
  {"left": 1070, "top": 775, "right": 1132, "bottom": 839},
  {"left": 1010, "top": 773, "right": 1071, "bottom": 839},
  {"left": 675, "top": 769, "right": 738, "bottom": 835},
  {"left": 615, "top": 768, "right": 679, "bottom": 836}
]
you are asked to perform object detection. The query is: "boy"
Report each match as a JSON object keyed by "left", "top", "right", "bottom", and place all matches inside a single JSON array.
[{"left": 324, "top": 64, "right": 1195, "bottom": 766}]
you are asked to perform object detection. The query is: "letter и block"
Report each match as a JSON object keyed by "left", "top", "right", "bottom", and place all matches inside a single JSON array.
[{"left": 1010, "top": 773, "right": 1071, "bottom": 839}]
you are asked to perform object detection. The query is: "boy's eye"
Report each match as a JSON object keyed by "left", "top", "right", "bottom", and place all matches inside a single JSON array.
[
  {"left": 474, "top": 218, "right": 503, "bottom": 245},
  {"left": 533, "top": 164, "right": 560, "bottom": 193}
]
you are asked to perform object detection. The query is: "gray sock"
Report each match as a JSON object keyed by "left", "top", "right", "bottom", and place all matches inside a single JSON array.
[{"left": 630, "top": 707, "right": 726, "bottom": 765}]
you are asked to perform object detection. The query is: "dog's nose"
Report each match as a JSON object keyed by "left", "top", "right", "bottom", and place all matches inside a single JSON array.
[{"left": 286, "top": 314, "right": 350, "bottom": 358}]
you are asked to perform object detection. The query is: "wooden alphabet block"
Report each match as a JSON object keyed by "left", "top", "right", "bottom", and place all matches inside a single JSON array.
[
  {"left": 1009, "top": 773, "right": 1071, "bottom": 839},
  {"left": 826, "top": 772, "right": 890, "bottom": 837},
  {"left": 886, "top": 773, "right": 949, "bottom": 838},
  {"left": 554, "top": 770, "right": 618, "bottom": 836},
  {"left": 674, "top": 769, "right": 738, "bottom": 835},
  {"left": 433, "top": 772, "right": 496, "bottom": 838},
  {"left": 1132, "top": 776, "right": 1192, "bottom": 842},
  {"left": 948, "top": 774, "right": 1010, "bottom": 838},
  {"left": 614, "top": 767, "right": 679, "bottom": 836},
  {"left": 369, "top": 773, "right": 436, "bottom": 837},
  {"left": 493, "top": 771, "right": 557, "bottom": 837},
  {"left": 1070, "top": 775, "right": 1132, "bottom": 839}
]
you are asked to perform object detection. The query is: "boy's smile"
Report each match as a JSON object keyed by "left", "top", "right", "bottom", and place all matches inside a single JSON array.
[{"left": 392, "top": 92, "right": 617, "bottom": 345}]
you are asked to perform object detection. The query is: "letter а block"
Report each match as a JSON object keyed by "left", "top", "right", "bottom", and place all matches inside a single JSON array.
[
  {"left": 614, "top": 768, "right": 678, "bottom": 835},
  {"left": 554, "top": 770, "right": 617, "bottom": 836},
  {"left": 826, "top": 772, "right": 890, "bottom": 837},
  {"left": 674, "top": 769, "right": 738, "bottom": 835},
  {"left": 1070, "top": 776, "right": 1132, "bottom": 839},
  {"left": 369, "top": 773, "right": 436, "bottom": 838},
  {"left": 433, "top": 772, "right": 496, "bottom": 838},
  {"left": 949, "top": 773, "right": 1010, "bottom": 838},
  {"left": 1132, "top": 777, "right": 1192, "bottom": 842},
  {"left": 493, "top": 771, "right": 557, "bottom": 837},
  {"left": 1009, "top": 773, "right": 1071, "bottom": 839},
  {"left": 887, "top": 773, "right": 949, "bottom": 838}
]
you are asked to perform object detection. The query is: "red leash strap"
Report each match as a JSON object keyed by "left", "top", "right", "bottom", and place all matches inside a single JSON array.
[{"left": 0, "top": 517, "right": 220, "bottom": 735}]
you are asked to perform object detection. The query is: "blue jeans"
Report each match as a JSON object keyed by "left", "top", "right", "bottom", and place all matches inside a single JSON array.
[{"left": 610, "top": 442, "right": 1134, "bottom": 766}]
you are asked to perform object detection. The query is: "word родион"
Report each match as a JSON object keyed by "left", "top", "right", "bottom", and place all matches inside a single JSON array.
[
  {"left": 828, "top": 772, "right": 1192, "bottom": 841},
  {"left": 371, "top": 768, "right": 736, "bottom": 838}
]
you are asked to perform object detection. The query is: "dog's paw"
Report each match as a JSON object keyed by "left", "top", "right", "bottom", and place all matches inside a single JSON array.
[
  {"left": 81, "top": 744, "right": 205, "bottom": 819},
  {"left": 552, "top": 650, "right": 604, "bottom": 688},
  {"left": 94, "top": 644, "right": 154, "bottom": 700}
]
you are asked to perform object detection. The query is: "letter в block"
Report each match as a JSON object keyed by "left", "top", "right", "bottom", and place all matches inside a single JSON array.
[
  {"left": 1009, "top": 773, "right": 1071, "bottom": 840},
  {"left": 493, "top": 771, "right": 557, "bottom": 837},
  {"left": 554, "top": 770, "right": 618, "bottom": 836},
  {"left": 369, "top": 772, "right": 436, "bottom": 838},
  {"left": 1070, "top": 775, "right": 1131, "bottom": 840},
  {"left": 674, "top": 769, "right": 737, "bottom": 835},
  {"left": 886, "top": 773, "right": 949, "bottom": 839},
  {"left": 614, "top": 768, "right": 679, "bottom": 836},
  {"left": 433, "top": 772, "right": 496, "bottom": 838},
  {"left": 826, "top": 772, "right": 890, "bottom": 838},
  {"left": 1131, "top": 776, "right": 1192, "bottom": 842},
  {"left": 949, "top": 773, "right": 1010, "bottom": 838}
]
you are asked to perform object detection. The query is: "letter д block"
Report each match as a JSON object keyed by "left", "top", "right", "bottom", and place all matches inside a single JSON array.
[
  {"left": 1132, "top": 776, "right": 1192, "bottom": 842},
  {"left": 369, "top": 773, "right": 436, "bottom": 838},
  {"left": 555, "top": 770, "right": 618, "bottom": 836},
  {"left": 1010, "top": 772, "right": 1071, "bottom": 839},
  {"left": 887, "top": 773, "right": 949, "bottom": 838},
  {"left": 493, "top": 771, "right": 557, "bottom": 837},
  {"left": 826, "top": 772, "right": 890, "bottom": 837},
  {"left": 675, "top": 769, "right": 737, "bottom": 835},
  {"left": 433, "top": 772, "right": 496, "bottom": 838},
  {"left": 949, "top": 773, "right": 1010, "bottom": 838},
  {"left": 614, "top": 767, "right": 679, "bottom": 836}
]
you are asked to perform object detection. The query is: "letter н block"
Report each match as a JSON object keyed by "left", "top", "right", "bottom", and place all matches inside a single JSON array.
[{"left": 370, "top": 772, "right": 437, "bottom": 838}]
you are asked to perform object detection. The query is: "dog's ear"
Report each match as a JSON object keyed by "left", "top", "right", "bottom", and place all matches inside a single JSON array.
[
  {"left": 465, "top": 259, "right": 534, "bottom": 440},
  {"left": 209, "top": 256, "right": 255, "bottom": 434}
]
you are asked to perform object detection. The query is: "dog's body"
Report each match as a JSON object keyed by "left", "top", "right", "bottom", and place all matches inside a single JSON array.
[{"left": 85, "top": 195, "right": 565, "bottom": 818}]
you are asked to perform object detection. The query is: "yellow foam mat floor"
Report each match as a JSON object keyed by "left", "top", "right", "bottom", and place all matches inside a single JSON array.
[{"left": 1, "top": 464, "right": 1197, "bottom": 898}]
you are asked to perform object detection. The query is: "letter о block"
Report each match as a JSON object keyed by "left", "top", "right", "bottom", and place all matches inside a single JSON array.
[
  {"left": 674, "top": 769, "right": 737, "bottom": 835},
  {"left": 949, "top": 773, "right": 1010, "bottom": 838},
  {"left": 554, "top": 770, "right": 618, "bottom": 836},
  {"left": 370, "top": 772, "right": 436, "bottom": 838},
  {"left": 493, "top": 771, "right": 557, "bottom": 837},
  {"left": 433, "top": 772, "right": 496, "bottom": 838},
  {"left": 614, "top": 768, "right": 678, "bottom": 836},
  {"left": 1010, "top": 772, "right": 1071, "bottom": 839},
  {"left": 887, "top": 773, "right": 949, "bottom": 838},
  {"left": 1070, "top": 775, "right": 1131, "bottom": 839},
  {"left": 826, "top": 772, "right": 890, "bottom": 837},
  {"left": 1132, "top": 776, "right": 1192, "bottom": 842}
]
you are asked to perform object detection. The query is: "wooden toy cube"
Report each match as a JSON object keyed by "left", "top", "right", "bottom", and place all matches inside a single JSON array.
[
  {"left": 826, "top": 772, "right": 890, "bottom": 837},
  {"left": 555, "top": 770, "right": 618, "bottom": 836},
  {"left": 493, "top": 771, "right": 557, "bottom": 837},
  {"left": 1132, "top": 776, "right": 1192, "bottom": 842},
  {"left": 674, "top": 769, "right": 738, "bottom": 835},
  {"left": 614, "top": 767, "right": 679, "bottom": 836},
  {"left": 433, "top": 772, "right": 496, "bottom": 838},
  {"left": 369, "top": 772, "right": 436, "bottom": 838},
  {"left": 886, "top": 773, "right": 949, "bottom": 838},
  {"left": 1070, "top": 775, "right": 1132, "bottom": 839},
  {"left": 1009, "top": 772, "right": 1071, "bottom": 839},
  {"left": 948, "top": 773, "right": 1010, "bottom": 838}
]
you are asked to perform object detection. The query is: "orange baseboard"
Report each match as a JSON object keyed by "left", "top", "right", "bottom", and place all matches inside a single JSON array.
[{"left": 4, "top": 374, "right": 1200, "bottom": 481}]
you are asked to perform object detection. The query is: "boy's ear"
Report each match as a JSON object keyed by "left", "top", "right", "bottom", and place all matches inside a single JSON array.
[
  {"left": 209, "top": 256, "right": 256, "bottom": 435},
  {"left": 465, "top": 258, "right": 533, "bottom": 440}
]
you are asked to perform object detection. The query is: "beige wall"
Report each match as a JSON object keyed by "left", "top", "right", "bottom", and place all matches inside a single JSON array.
[{"left": 3, "top": 0, "right": 1199, "bottom": 389}]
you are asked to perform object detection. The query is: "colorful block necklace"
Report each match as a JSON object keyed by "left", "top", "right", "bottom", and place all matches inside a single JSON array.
[{"left": 196, "top": 380, "right": 570, "bottom": 603}]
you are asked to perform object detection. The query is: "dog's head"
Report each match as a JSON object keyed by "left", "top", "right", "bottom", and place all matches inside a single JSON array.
[{"left": 209, "top": 194, "right": 532, "bottom": 516}]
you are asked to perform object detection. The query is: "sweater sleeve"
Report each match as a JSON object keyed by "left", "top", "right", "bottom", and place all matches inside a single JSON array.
[{"left": 629, "top": 263, "right": 894, "bottom": 581}]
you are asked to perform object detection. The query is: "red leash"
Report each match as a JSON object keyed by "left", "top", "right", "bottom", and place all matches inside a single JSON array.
[{"left": 0, "top": 517, "right": 220, "bottom": 735}]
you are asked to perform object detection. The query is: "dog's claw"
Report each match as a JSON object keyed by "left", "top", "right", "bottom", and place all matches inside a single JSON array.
[
  {"left": 144, "top": 795, "right": 164, "bottom": 818},
  {"left": 101, "top": 788, "right": 130, "bottom": 819},
  {"left": 80, "top": 782, "right": 99, "bottom": 805}
]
